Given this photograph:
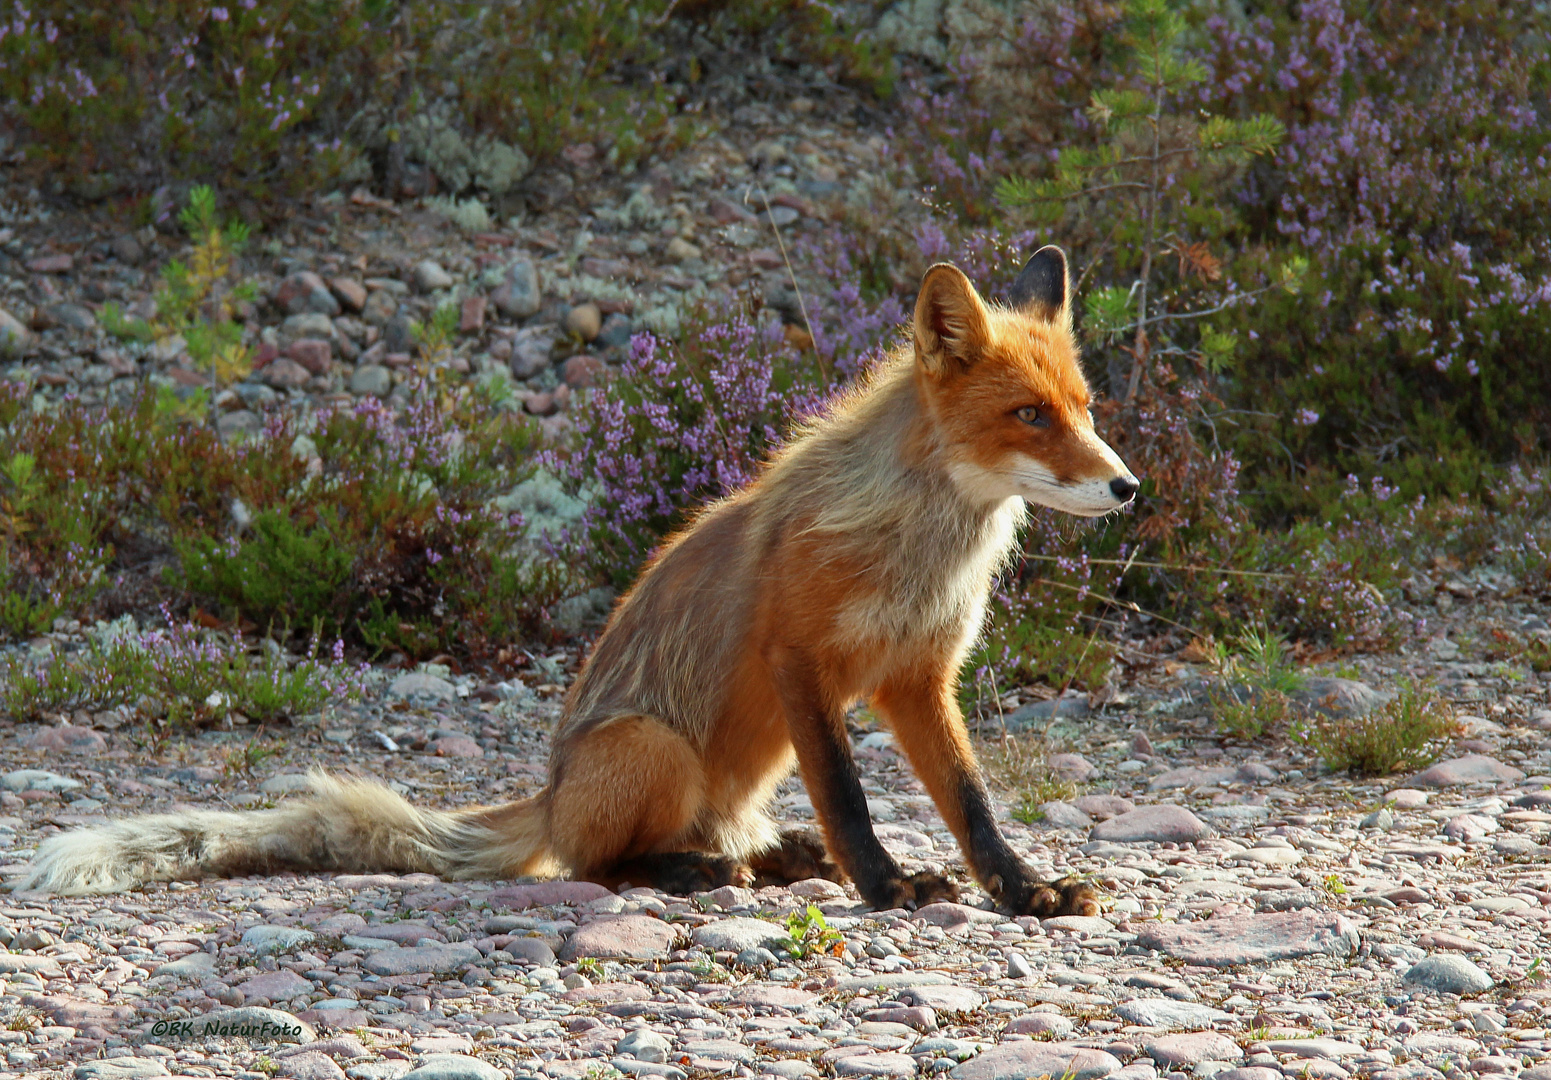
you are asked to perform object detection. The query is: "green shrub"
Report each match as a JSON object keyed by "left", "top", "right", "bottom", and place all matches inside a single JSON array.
[
  {"left": 1299, "top": 681, "right": 1460, "bottom": 777},
  {"left": 0, "top": 366, "right": 573, "bottom": 660}
]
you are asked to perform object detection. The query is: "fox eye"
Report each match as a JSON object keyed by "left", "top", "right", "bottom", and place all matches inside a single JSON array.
[{"left": 1016, "top": 405, "right": 1049, "bottom": 428}]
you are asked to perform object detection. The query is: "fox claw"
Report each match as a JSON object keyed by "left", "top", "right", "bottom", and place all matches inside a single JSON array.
[
  {"left": 874, "top": 870, "right": 959, "bottom": 911},
  {"left": 998, "top": 874, "right": 1102, "bottom": 918}
]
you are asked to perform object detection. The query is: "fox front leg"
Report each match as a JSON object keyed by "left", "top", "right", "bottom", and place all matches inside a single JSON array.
[
  {"left": 777, "top": 658, "right": 959, "bottom": 910},
  {"left": 874, "top": 671, "right": 1105, "bottom": 918}
]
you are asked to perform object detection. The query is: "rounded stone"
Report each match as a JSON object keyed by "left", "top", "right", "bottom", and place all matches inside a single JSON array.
[
  {"left": 242, "top": 925, "right": 317, "bottom": 956},
  {"left": 350, "top": 363, "right": 392, "bottom": 398},
  {"left": 565, "top": 302, "right": 603, "bottom": 341},
  {"left": 559, "top": 914, "right": 680, "bottom": 960},
  {"left": 1403, "top": 954, "right": 1495, "bottom": 995},
  {"left": 413, "top": 260, "right": 454, "bottom": 291},
  {"left": 276, "top": 1051, "right": 344, "bottom": 1080},
  {"left": 617, "top": 1028, "right": 672, "bottom": 1063},
  {"left": 692, "top": 916, "right": 791, "bottom": 952},
  {"left": 1115, "top": 999, "right": 1234, "bottom": 1029},
  {"left": 1409, "top": 755, "right": 1524, "bottom": 788},
  {"left": 200, "top": 1006, "right": 316, "bottom": 1043},
  {"left": 263, "top": 357, "right": 312, "bottom": 389},
  {"left": 950, "top": 1043, "right": 1120, "bottom": 1080},
  {"left": 401, "top": 1056, "right": 504, "bottom": 1080},
  {"left": 362, "top": 942, "right": 482, "bottom": 976},
  {"left": 502, "top": 936, "right": 556, "bottom": 966},
  {"left": 30, "top": 725, "right": 107, "bottom": 752},
  {"left": 1143, "top": 1032, "right": 1245, "bottom": 1067},
  {"left": 1090, "top": 805, "right": 1215, "bottom": 844},
  {"left": 1, "top": 769, "right": 81, "bottom": 793}
]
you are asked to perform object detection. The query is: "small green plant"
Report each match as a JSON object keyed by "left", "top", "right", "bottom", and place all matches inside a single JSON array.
[
  {"left": 780, "top": 904, "right": 843, "bottom": 961},
  {"left": 0, "top": 637, "right": 151, "bottom": 721},
  {"left": 1323, "top": 874, "right": 1347, "bottom": 895},
  {"left": 4, "top": 1008, "right": 41, "bottom": 1033},
  {"left": 1209, "top": 620, "right": 1307, "bottom": 740},
  {"left": 1228, "top": 621, "right": 1307, "bottom": 694},
  {"left": 252, "top": 1057, "right": 278, "bottom": 1078},
  {"left": 1522, "top": 639, "right": 1551, "bottom": 674},
  {"left": 221, "top": 738, "right": 284, "bottom": 779},
  {"left": 573, "top": 957, "right": 604, "bottom": 979},
  {"left": 105, "top": 186, "right": 257, "bottom": 416},
  {"left": 1300, "top": 680, "right": 1460, "bottom": 776},
  {"left": 982, "top": 735, "right": 1079, "bottom": 824}
]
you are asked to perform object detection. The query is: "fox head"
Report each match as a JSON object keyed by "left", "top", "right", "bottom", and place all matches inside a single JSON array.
[{"left": 912, "top": 247, "right": 1140, "bottom": 518}]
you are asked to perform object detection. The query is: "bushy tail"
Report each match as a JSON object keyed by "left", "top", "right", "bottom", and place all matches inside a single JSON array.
[{"left": 16, "top": 771, "right": 556, "bottom": 896}]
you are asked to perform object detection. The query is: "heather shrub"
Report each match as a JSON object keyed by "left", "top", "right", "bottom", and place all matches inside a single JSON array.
[
  {"left": 0, "top": 378, "right": 571, "bottom": 659},
  {"left": 559, "top": 311, "right": 822, "bottom": 586},
  {"left": 1196, "top": 0, "right": 1551, "bottom": 511},
  {"left": 0, "top": 613, "right": 366, "bottom": 727},
  {"left": 170, "top": 389, "right": 572, "bottom": 657}
]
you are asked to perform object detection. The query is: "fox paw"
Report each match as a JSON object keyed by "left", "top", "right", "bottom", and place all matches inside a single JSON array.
[
  {"left": 750, "top": 828, "right": 844, "bottom": 886},
  {"left": 615, "top": 852, "right": 753, "bottom": 895},
  {"left": 869, "top": 870, "right": 960, "bottom": 911},
  {"left": 993, "top": 873, "right": 1102, "bottom": 917}
]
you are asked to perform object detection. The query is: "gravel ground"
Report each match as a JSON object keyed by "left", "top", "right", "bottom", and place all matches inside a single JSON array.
[
  {"left": 0, "top": 587, "right": 1549, "bottom": 1080},
  {"left": 0, "top": 90, "right": 897, "bottom": 435}
]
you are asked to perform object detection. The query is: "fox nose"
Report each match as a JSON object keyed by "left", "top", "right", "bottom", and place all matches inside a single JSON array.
[{"left": 1110, "top": 475, "right": 1139, "bottom": 502}]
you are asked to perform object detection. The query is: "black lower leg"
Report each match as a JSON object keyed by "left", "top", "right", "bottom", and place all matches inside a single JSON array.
[
  {"left": 959, "top": 776, "right": 1100, "bottom": 917},
  {"left": 804, "top": 725, "right": 957, "bottom": 910},
  {"left": 607, "top": 851, "right": 751, "bottom": 895}
]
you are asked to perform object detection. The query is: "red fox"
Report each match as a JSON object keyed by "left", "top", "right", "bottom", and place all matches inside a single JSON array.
[{"left": 21, "top": 247, "right": 1138, "bottom": 914}]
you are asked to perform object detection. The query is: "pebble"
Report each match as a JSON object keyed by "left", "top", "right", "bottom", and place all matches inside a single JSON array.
[
  {"left": 1090, "top": 804, "right": 1215, "bottom": 843},
  {"left": 617, "top": 1028, "right": 672, "bottom": 1062},
  {"left": 565, "top": 301, "right": 603, "bottom": 341},
  {"left": 559, "top": 914, "right": 681, "bottom": 960},
  {"left": 490, "top": 880, "right": 613, "bottom": 907},
  {"left": 1136, "top": 911, "right": 1360, "bottom": 966},
  {"left": 30, "top": 725, "right": 107, "bottom": 752},
  {"left": 902, "top": 985, "right": 984, "bottom": 1013},
  {"left": 264, "top": 356, "right": 313, "bottom": 389},
  {"left": 351, "top": 363, "right": 393, "bottom": 397},
  {"left": 388, "top": 671, "right": 459, "bottom": 701},
  {"left": 1361, "top": 807, "right": 1395, "bottom": 830},
  {"left": 1409, "top": 755, "right": 1525, "bottom": 788},
  {"left": 1, "top": 768, "right": 82, "bottom": 792},
  {"left": 1074, "top": 794, "right": 1136, "bottom": 819},
  {"left": 1144, "top": 1033, "right": 1245, "bottom": 1067},
  {"left": 1115, "top": 999, "right": 1234, "bottom": 1029},
  {"left": 412, "top": 259, "right": 454, "bottom": 291},
  {"left": 400, "top": 1057, "right": 505, "bottom": 1080},
  {"left": 490, "top": 258, "right": 541, "bottom": 318},
  {"left": 693, "top": 916, "right": 792, "bottom": 951},
  {"left": 1260, "top": 1039, "right": 1366, "bottom": 1059},
  {"left": 242, "top": 924, "right": 317, "bottom": 955},
  {"left": 203, "top": 1006, "right": 317, "bottom": 1042},
  {"left": 73, "top": 1063, "right": 169, "bottom": 1080},
  {"left": 278, "top": 1052, "right": 346, "bottom": 1080},
  {"left": 1402, "top": 954, "right": 1496, "bottom": 994},
  {"left": 1292, "top": 676, "right": 1387, "bottom": 716},
  {"left": 1048, "top": 753, "right": 1098, "bottom": 780},
  {"left": 951, "top": 1043, "right": 1121, "bottom": 1080},
  {"left": 0, "top": 306, "right": 31, "bottom": 356},
  {"left": 362, "top": 941, "right": 481, "bottom": 975}
]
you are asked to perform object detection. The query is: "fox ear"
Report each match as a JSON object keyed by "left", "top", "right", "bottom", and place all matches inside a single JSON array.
[
  {"left": 913, "top": 263, "right": 991, "bottom": 375},
  {"left": 1008, "top": 245, "right": 1070, "bottom": 327}
]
